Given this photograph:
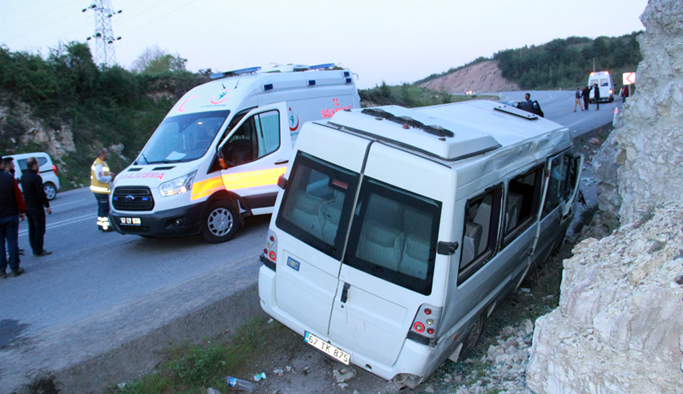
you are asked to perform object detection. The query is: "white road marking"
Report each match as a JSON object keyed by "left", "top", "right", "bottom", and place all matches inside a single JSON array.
[
  {"left": 19, "top": 213, "right": 97, "bottom": 235},
  {"left": 50, "top": 199, "right": 90, "bottom": 209}
]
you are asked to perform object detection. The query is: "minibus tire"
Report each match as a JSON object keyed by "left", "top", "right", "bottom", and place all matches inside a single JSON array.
[
  {"left": 201, "top": 201, "right": 240, "bottom": 243},
  {"left": 462, "top": 314, "right": 484, "bottom": 356}
]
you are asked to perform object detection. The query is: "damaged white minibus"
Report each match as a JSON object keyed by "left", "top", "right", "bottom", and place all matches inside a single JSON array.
[{"left": 258, "top": 100, "right": 582, "bottom": 387}]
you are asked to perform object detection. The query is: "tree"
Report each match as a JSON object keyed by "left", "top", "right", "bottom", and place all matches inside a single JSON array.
[{"left": 130, "top": 45, "right": 187, "bottom": 74}]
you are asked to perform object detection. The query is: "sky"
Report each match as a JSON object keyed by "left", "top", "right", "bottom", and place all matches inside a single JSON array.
[{"left": 0, "top": 0, "right": 648, "bottom": 89}]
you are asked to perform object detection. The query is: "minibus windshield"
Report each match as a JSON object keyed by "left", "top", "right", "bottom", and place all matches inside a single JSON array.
[
  {"left": 344, "top": 178, "right": 441, "bottom": 295},
  {"left": 138, "top": 110, "right": 230, "bottom": 164},
  {"left": 276, "top": 152, "right": 359, "bottom": 260},
  {"left": 276, "top": 151, "right": 441, "bottom": 295}
]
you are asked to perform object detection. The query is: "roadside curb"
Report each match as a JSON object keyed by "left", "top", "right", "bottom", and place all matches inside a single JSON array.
[{"left": 6, "top": 254, "right": 264, "bottom": 394}]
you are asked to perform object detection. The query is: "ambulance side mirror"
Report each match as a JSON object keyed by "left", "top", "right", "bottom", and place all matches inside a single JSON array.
[
  {"left": 277, "top": 175, "right": 288, "bottom": 190},
  {"left": 437, "top": 241, "right": 459, "bottom": 255}
]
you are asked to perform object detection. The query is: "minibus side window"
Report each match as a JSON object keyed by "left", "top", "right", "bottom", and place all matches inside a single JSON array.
[
  {"left": 276, "top": 152, "right": 359, "bottom": 260},
  {"left": 344, "top": 178, "right": 441, "bottom": 296},
  {"left": 503, "top": 166, "right": 543, "bottom": 246},
  {"left": 459, "top": 186, "right": 503, "bottom": 284},
  {"left": 542, "top": 155, "right": 565, "bottom": 218}
]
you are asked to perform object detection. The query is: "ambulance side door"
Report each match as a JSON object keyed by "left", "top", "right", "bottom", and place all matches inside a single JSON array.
[{"left": 216, "top": 102, "right": 291, "bottom": 212}]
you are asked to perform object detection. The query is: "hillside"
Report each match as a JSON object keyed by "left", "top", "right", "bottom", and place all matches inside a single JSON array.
[
  {"left": 416, "top": 32, "right": 642, "bottom": 94},
  {"left": 418, "top": 60, "right": 519, "bottom": 94}
]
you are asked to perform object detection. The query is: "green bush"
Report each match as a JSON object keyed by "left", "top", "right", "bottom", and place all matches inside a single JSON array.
[{"left": 0, "top": 42, "right": 207, "bottom": 190}]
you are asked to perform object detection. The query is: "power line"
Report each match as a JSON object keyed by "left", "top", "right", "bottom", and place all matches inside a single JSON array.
[
  {"left": 3, "top": 0, "right": 45, "bottom": 15},
  {"left": 119, "top": 0, "right": 202, "bottom": 37},
  {"left": 0, "top": 0, "right": 83, "bottom": 33}
]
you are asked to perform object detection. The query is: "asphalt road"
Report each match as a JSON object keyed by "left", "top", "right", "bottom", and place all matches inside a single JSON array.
[{"left": 0, "top": 91, "right": 620, "bottom": 393}]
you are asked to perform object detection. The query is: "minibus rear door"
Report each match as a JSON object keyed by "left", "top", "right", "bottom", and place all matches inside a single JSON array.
[{"left": 328, "top": 146, "right": 444, "bottom": 367}]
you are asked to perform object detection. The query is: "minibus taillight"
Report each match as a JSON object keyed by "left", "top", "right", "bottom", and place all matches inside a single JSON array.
[
  {"left": 260, "top": 230, "right": 277, "bottom": 271},
  {"left": 408, "top": 304, "right": 442, "bottom": 346}
]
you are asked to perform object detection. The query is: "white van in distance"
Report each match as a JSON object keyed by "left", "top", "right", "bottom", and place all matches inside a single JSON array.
[
  {"left": 259, "top": 101, "right": 582, "bottom": 387},
  {"left": 588, "top": 71, "right": 614, "bottom": 103},
  {"left": 8, "top": 152, "right": 61, "bottom": 200},
  {"left": 110, "top": 64, "right": 360, "bottom": 242}
]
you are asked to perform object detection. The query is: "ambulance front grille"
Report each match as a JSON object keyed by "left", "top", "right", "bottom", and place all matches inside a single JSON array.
[{"left": 112, "top": 186, "right": 155, "bottom": 211}]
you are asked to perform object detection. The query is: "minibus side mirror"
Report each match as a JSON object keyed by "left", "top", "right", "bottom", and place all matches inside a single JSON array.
[
  {"left": 277, "top": 175, "right": 288, "bottom": 190},
  {"left": 437, "top": 241, "right": 459, "bottom": 255}
]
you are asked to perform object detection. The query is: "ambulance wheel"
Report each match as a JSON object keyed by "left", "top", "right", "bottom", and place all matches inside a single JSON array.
[
  {"left": 462, "top": 314, "right": 484, "bottom": 356},
  {"left": 201, "top": 201, "right": 240, "bottom": 243}
]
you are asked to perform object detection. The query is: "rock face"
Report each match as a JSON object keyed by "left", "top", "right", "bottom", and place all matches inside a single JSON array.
[
  {"left": 526, "top": 203, "right": 683, "bottom": 393},
  {"left": 593, "top": 0, "right": 683, "bottom": 224}
]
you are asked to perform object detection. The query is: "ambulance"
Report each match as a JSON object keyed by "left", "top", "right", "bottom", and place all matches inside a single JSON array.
[
  {"left": 259, "top": 101, "right": 582, "bottom": 387},
  {"left": 588, "top": 71, "right": 614, "bottom": 103},
  {"left": 110, "top": 64, "right": 360, "bottom": 242}
]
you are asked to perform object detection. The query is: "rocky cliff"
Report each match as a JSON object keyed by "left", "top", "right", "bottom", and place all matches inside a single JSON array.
[
  {"left": 595, "top": 0, "right": 683, "bottom": 225},
  {"left": 526, "top": 0, "right": 683, "bottom": 392}
]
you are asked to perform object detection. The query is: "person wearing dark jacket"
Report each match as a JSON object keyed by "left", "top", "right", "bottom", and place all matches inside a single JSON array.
[
  {"left": 581, "top": 86, "right": 592, "bottom": 111},
  {"left": 20, "top": 157, "right": 52, "bottom": 256},
  {"left": 593, "top": 83, "right": 600, "bottom": 110},
  {"left": 0, "top": 155, "right": 27, "bottom": 278}
]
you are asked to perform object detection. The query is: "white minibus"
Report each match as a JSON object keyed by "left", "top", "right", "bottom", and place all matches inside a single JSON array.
[
  {"left": 259, "top": 100, "right": 582, "bottom": 387},
  {"left": 110, "top": 64, "right": 360, "bottom": 242},
  {"left": 588, "top": 71, "right": 614, "bottom": 103}
]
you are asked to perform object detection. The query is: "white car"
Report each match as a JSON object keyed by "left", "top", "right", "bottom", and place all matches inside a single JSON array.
[{"left": 8, "top": 152, "right": 61, "bottom": 200}]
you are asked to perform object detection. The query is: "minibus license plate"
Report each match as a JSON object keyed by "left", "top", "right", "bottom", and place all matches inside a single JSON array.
[
  {"left": 120, "top": 217, "right": 142, "bottom": 226},
  {"left": 304, "top": 332, "right": 350, "bottom": 365}
]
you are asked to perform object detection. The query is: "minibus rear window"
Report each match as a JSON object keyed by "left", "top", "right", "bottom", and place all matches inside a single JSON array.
[
  {"left": 344, "top": 178, "right": 441, "bottom": 296},
  {"left": 276, "top": 152, "right": 359, "bottom": 260}
]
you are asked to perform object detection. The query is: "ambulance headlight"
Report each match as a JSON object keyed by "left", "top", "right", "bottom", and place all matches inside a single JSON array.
[{"left": 159, "top": 171, "right": 196, "bottom": 197}]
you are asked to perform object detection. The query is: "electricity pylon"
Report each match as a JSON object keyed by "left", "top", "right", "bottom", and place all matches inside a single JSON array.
[{"left": 83, "top": 0, "right": 122, "bottom": 67}]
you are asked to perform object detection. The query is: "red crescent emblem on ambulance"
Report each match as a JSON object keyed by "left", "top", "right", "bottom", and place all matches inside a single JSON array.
[
  {"left": 178, "top": 95, "right": 198, "bottom": 112},
  {"left": 288, "top": 107, "right": 299, "bottom": 131},
  {"left": 210, "top": 90, "right": 230, "bottom": 104}
]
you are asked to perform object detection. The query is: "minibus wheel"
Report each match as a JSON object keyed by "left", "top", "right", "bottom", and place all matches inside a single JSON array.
[
  {"left": 462, "top": 314, "right": 484, "bottom": 355},
  {"left": 201, "top": 201, "right": 240, "bottom": 243}
]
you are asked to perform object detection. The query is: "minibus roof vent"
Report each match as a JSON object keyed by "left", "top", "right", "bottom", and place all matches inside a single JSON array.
[
  {"left": 210, "top": 66, "right": 262, "bottom": 80},
  {"left": 361, "top": 108, "right": 454, "bottom": 138},
  {"left": 492, "top": 104, "right": 539, "bottom": 120}
]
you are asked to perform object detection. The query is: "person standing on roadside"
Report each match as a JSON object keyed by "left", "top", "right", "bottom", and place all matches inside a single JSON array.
[
  {"left": 581, "top": 85, "right": 592, "bottom": 111},
  {"left": 21, "top": 157, "right": 52, "bottom": 256},
  {"left": 0, "top": 155, "right": 27, "bottom": 278},
  {"left": 91, "top": 148, "right": 115, "bottom": 232},
  {"left": 518, "top": 93, "right": 534, "bottom": 112},
  {"left": 593, "top": 83, "right": 600, "bottom": 110},
  {"left": 574, "top": 88, "right": 584, "bottom": 112},
  {"left": 4, "top": 157, "right": 25, "bottom": 257},
  {"left": 3, "top": 157, "right": 16, "bottom": 177}
]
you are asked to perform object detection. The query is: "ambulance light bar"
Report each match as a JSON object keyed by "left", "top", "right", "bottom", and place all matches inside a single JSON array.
[
  {"left": 309, "top": 63, "right": 335, "bottom": 70},
  {"left": 210, "top": 66, "right": 262, "bottom": 80}
]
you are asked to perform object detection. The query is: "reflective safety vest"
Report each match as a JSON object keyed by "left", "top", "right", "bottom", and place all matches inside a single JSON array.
[{"left": 90, "top": 157, "right": 111, "bottom": 194}]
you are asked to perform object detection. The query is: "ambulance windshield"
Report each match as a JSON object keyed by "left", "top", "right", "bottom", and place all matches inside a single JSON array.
[{"left": 138, "top": 110, "right": 230, "bottom": 164}]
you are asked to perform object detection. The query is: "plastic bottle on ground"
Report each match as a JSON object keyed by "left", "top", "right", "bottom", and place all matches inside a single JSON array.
[{"left": 224, "top": 376, "right": 254, "bottom": 392}]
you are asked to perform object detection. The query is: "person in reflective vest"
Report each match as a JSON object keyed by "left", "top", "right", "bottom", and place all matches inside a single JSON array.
[{"left": 90, "top": 148, "right": 116, "bottom": 231}]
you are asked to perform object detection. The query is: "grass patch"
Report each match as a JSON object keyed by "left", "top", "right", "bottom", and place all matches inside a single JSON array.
[{"left": 107, "top": 317, "right": 299, "bottom": 394}]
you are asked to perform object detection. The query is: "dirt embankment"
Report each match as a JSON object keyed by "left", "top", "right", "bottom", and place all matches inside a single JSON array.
[{"left": 419, "top": 60, "right": 519, "bottom": 94}]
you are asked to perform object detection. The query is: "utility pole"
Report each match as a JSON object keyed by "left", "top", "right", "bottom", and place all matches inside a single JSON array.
[{"left": 83, "top": 0, "right": 122, "bottom": 67}]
